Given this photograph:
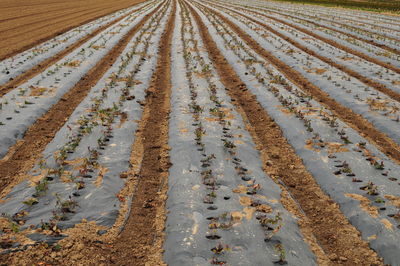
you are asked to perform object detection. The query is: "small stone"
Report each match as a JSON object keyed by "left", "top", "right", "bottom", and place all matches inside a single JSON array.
[
  {"left": 120, "top": 173, "right": 128, "bottom": 179},
  {"left": 266, "top": 160, "right": 273, "bottom": 166},
  {"left": 339, "top": 257, "right": 348, "bottom": 262},
  {"left": 329, "top": 254, "right": 338, "bottom": 261}
]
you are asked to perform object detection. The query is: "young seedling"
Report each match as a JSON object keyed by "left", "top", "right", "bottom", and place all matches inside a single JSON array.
[
  {"left": 223, "top": 139, "right": 236, "bottom": 149},
  {"left": 55, "top": 194, "right": 78, "bottom": 214},
  {"left": 341, "top": 161, "right": 354, "bottom": 176},
  {"left": 40, "top": 219, "right": 61, "bottom": 235},
  {"left": 304, "top": 119, "right": 313, "bottom": 132},
  {"left": 374, "top": 161, "right": 385, "bottom": 170},
  {"left": 33, "top": 179, "right": 49, "bottom": 197},
  {"left": 75, "top": 180, "right": 85, "bottom": 190},
  {"left": 10, "top": 222, "right": 19, "bottom": 233},
  {"left": 23, "top": 198, "right": 39, "bottom": 206},
  {"left": 329, "top": 116, "right": 338, "bottom": 128},
  {"left": 195, "top": 127, "right": 205, "bottom": 141},
  {"left": 259, "top": 212, "right": 282, "bottom": 230},
  {"left": 53, "top": 244, "right": 62, "bottom": 252},
  {"left": 374, "top": 198, "right": 385, "bottom": 204},
  {"left": 360, "top": 181, "right": 379, "bottom": 196},
  {"left": 274, "top": 243, "right": 287, "bottom": 265},
  {"left": 211, "top": 242, "right": 229, "bottom": 254},
  {"left": 247, "top": 182, "right": 261, "bottom": 195}
]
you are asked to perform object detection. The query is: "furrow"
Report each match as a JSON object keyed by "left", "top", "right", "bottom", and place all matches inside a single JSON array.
[
  {"left": 0, "top": 1, "right": 154, "bottom": 96},
  {"left": 250, "top": 4, "right": 400, "bottom": 56},
  {"left": 0, "top": 1, "right": 147, "bottom": 60},
  {"left": 105, "top": 0, "right": 175, "bottom": 265},
  {"left": 165, "top": 1, "right": 321, "bottom": 264},
  {"left": 0, "top": 2, "right": 164, "bottom": 194},
  {"left": 196, "top": 2, "right": 400, "bottom": 165},
  {"left": 186, "top": 1, "right": 383, "bottom": 265},
  {"left": 209, "top": 0, "right": 400, "bottom": 71},
  {"left": 204, "top": 1, "right": 400, "bottom": 103}
]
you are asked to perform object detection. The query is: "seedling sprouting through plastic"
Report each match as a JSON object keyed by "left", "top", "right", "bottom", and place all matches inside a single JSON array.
[
  {"left": 34, "top": 179, "right": 49, "bottom": 197},
  {"left": 211, "top": 242, "right": 230, "bottom": 254},
  {"left": 223, "top": 139, "right": 236, "bottom": 149},
  {"left": 274, "top": 243, "right": 287, "bottom": 265},
  {"left": 360, "top": 181, "right": 379, "bottom": 196},
  {"left": 55, "top": 194, "right": 78, "bottom": 214},
  {"left": 22, "top": 198, "right": 38, "bottom": 206},
  {"left": 374, "top": 161, "right": 385, "bottom": 170}
]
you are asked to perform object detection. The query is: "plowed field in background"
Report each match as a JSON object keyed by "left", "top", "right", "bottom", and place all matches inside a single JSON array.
[{"left": 0, "top": 0, "right": 145, "bottom": 60}]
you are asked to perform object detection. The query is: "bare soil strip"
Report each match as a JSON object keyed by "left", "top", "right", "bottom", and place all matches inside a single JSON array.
[
  {"left": 187, "top": 2, "right": 384, "bottom": 265},
  {"left": 0, "top": 0, "right": 146, "bottom": 60},
  {"left": 0, "top": 2, "right": 174, "bottom": 264},
  {"left": 339, "top": 18, "right": 400, "bottom": 34},
  {"left": 0, "top": 6, "right": 109, "bottom": 34},
  {"left": 262, "top": 8, "right": 400, "bottom": 57},
  {"left": 208, "top": 1, "right": 400, "bottom": 73},
  {"left": 0, "top": 3, "right": 164, "bottom": 196},
  {"left": 207, "top": 3, "right": 400, "bottom": 103},
  {"left": 320, "top": 17, "right": 400, "bottom": 42},
  {"left": 0, "top": 2, "right": 152, "bottom": 97},
  {"left": 199, "top": 4, "right": 400, "bottom": 166},
  {"left": 100, "top": 1, "right": 174, "bottom": 265}
]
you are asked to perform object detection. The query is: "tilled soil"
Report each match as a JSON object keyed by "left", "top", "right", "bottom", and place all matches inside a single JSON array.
[
  {"left": 0, "top": 0, "right": 399, "bottom": 265},
  {"left": 0, "top": 4, "right": 162, "bottom": 198},
  {"left": 208, "top": 3, "right": 400, "bottom": 102},
  {"left": 0, "top": 0, "right": 146, "bottom": 60},
  {"left": 188, "top": 2, "right": 382, "bottom": 264},
  {"left": 102, "top": 1, "right": 175, "bottom": 264},
  {"left": 205, "top": 7, "right": 400, "bottom": 165},
  {"left": 0, "top": 2, "right": 153, "bottom": 97},
  {"left": 240, "top": 7, "right": 400, "bottom": 72}
]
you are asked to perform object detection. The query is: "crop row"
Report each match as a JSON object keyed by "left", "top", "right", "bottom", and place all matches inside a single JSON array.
[
  {"left": 216, "top": 0, "right": 400, "bottom": 65},
  {"left": 0, "top": 1, "right": 161, "bottom": 159},
  {"left": 0, "top": 1, "right": 156, "bottom": 88},
  {"left": 164, "top": 1, "right": 317, "bottom": 264},
  {"left": 0, "top": 0, "right": 398, "bottom": 264},
  {"left": 190, "top": 0, "right": 400, "bottom": 263},
  {"left": 0, "top": 0, "right": 170, "bottom": 250},
  {"left": 201, "top": 0, "right": 400, "bottom": 153},
  {"left": 241, "top": 0, "right": 400, "bottom": 51}
]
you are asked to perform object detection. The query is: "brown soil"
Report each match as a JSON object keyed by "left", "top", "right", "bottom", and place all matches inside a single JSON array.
[
  {"left": 201, "top": 4, "right": 400, "bottom": 165},
  {"left": 0, "top": 0, "right": 146, "bottom": 60},
  {"left": 0, "top": 1, "right": 396, "bottom": 265},
  {"left": 259, "top": 6, "right": 400, "bottom": 57},
  {"left": 188, "top": 1, "right": 383, "bottom": 265},
  {"left": 0, "top": 2, "right": 153, "bottom": 97},
  {"left": 320, "top": 16, "right": 400, "bottom": 42},
  {"left": 209, "top": 3, "right": 400, "bottom": 103},
  {"left": 334, "top": 16, "right": 400, "bottom": 34},
  {"left": 207, "top": 0, "right": 400, "bottom": 73},
  {"left": 0, "top": 1, "right": 174, "bottom": 265},
  {"left": 0, "top": 3, "right": 163, "bottom": 198},
  {"left": 103, "top": 0, "right": 174, "bottom": 264}
]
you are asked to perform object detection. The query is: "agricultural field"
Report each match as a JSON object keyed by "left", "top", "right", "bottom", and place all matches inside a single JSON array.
[
  {"left": 274, "top": 0, "right": 400, "bottom": 12},
  {"left": 0, "top": 0, "right": 399, "bottom": 265},
  {"left": 0, "top": 0, "right": 146, "bottom": 60}
]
